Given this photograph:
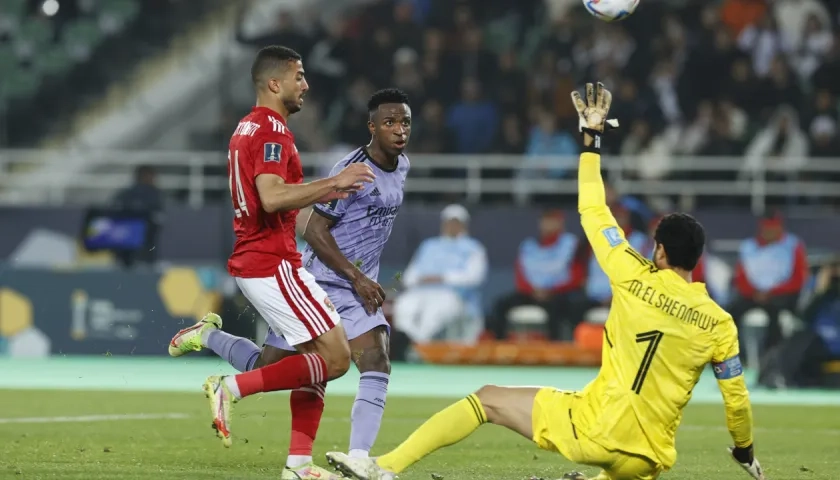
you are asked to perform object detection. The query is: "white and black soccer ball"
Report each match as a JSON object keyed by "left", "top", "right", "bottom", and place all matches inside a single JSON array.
[{"left": 583, "top": 0, "right": 640, "bottom": 22}]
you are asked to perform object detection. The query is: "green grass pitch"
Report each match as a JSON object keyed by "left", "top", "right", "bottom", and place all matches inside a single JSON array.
[{"left": 0, "top": 389, "right": 838, "bottom": 479}]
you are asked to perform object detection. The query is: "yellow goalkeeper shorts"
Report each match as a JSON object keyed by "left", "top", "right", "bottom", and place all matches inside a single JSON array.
[{"left": 531, "top": 388, "right": 662, "bottom": 480}]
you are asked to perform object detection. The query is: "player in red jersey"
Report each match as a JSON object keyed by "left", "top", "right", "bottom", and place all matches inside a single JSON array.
[{"left": 179, "top": 46, "right": 374, "bottom": 479}]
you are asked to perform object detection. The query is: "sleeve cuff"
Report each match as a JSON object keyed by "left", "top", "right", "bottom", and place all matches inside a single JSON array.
[{"left": 312, "top": 205, "right": 341, "bottom": 221}]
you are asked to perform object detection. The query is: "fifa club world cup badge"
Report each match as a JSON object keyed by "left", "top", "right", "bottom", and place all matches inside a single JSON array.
[{"left": 324, "top": 298, "right": 335, "bottom": 312}]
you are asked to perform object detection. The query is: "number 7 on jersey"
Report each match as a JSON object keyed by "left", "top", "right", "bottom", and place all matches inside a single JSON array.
[{"left": 632, "top": 330, "right": 664, "bottom": 394}]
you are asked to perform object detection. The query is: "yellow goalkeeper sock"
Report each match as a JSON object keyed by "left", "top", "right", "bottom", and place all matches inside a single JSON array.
[{"left": 376, "top": 394, "right": 487, "bottom": 473}]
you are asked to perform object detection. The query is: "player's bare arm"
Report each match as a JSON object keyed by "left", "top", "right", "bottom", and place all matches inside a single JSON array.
[
  {"left": 295, "top": 206, "right": 313, "bottom": 238},
  {"left": 304, "top": 209, "right": 386, "bottom": 314},
  {"left": 255, "top": 163, "right": 375, "bottom": 213},
  {"left": 572, "top": 83, "right": 651, "bottom": 283}
]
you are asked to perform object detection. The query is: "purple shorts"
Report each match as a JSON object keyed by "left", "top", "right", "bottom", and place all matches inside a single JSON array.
[{"left": 263, "top": 284, "right": 389, "bottom": 351}]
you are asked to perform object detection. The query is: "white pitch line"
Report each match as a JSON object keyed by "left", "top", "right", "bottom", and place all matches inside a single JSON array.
[{"left": 0, "top": 413, "right": 190, "bottom": 424}]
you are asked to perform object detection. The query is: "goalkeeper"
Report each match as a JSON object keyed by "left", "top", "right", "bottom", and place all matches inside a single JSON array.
[{"left": 326, "top": 83, "right": 766, "bottom": 480}]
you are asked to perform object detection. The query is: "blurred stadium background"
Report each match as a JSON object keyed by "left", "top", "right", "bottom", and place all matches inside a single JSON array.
[{"left": 1, "top": 0, "right": 840, "bottom": 478}]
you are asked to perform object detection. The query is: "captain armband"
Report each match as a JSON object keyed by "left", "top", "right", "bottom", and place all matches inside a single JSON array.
[{"left": 712, "top": 355, "right": 743, "bottom": 380}]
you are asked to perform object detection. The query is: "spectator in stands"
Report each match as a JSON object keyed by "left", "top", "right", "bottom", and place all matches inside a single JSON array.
[
  {"left": 801, "top": 88, "right": 837, "bottom": 131},
  {"left": 454, "top": 26, "right": 497, "bottom": 85},
  {"left": 757, "top": 57, "right": 802, "bottom": 115},
  {"left": 672, "top": 100, "right": 714, "bottom": 156},
  {"left": 621, "top": 119, "right": 673, "bottom": 180},
  {"left": 394, "top": 204, "right": 488, "bottom": 344},
  {"left": 392, "top": 47, "right": 425, "bottom": 105},
  {"left": 699, "top": 99, "right": 748, "bottom": 157},
  {"left": 234, "top": 9, "right": 312, "bottom": 57},
  {"left": 112, "top": 165, "right": 163, "bottom": 268},
  {"left": 742, "top": 105, "right": 808, "bottom": 180},
  {"left": 730, "top": 211, "right": 809, "bottom": 365},
  {"left": 605, "top": 182, "right": 650, "bottom": 233},
  {"left": 812, "top": 32, "right": 840, "bottom": 95},
  {"left": 519, "top": 109, "right": 578, "bottom": 178},
  {"left": 446, "top": 77, "right": 498, "bottom": 154},
  {"left": 490, "top": 210, "right": 585, "bottom": 341},
  {"left": 610, "top": 78, "right": 662, "bottom": 148},
  {"left": 360, "top": 25, "right": 396, "bottom": 87},
  {"left": 737, "top": 13, "right": 790, "bottom": 79},
  {"left": 335, "top": 77, "right": 377, "bottom": 146},
  {"left": 494, "top": 113, "right": 526, "bottom": 155},
  {"left": 790, "top": 13, "right": 834, "bottom": 82},
  {"left": 757, "top": 257, "right": 840, "bottom": 389},
  {"left": 727, "top": 56, "right": 763, "bottom": 118},
  {"left": 809, "top": 116, "right": 840, "bottom": 160},
  {"left": 801, "top": 90, "right": 840, "bottom": 164},
  {"left": 306, "top": 18, "right": 352, "bottom": 107},
  {"left": 391, "top": 0, "right": 423, "bottom": 53},
  {"left": 650, "top": 58, "right": 682, "bottom": 125},
  {"left": 528, "top": 49, "right": 568, "bottom": 115},
  {"left": 772, "top": 0, "right": 832, "bottom": 55},
  {"left": 682, "top": 24, "right": 740, "bottom": 107},
  {"left": 412, "top": 99, "right": 454, "bottom": 154},
  {"left": 493, "top": 50, "right": 528, "bottom": 117},
  {"left": 571, "top": 207, "right": 648, "bottom": 324},
  {"left": 419, "top": 29, "right": 456, "bottom": 105}
]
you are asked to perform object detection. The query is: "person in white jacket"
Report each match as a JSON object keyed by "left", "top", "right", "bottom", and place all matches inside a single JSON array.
[
  {"left": 741, "top": 105, "right": 809, "bottom": 180},
  {"left": 394, "top": 204, "right": 488, "bottom": 344}
]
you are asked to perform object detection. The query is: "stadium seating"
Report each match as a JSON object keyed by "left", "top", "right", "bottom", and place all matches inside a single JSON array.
[
  {"left": 0, "top": 0, "right": 228, "bottom": 147},
  {"left": 216, "top": 0, "right": 840, "bottom": 186}
]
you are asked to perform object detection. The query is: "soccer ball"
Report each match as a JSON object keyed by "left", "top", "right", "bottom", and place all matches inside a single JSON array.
[{"left": 583, "top": 0, "right": 639, "bottom": 22}]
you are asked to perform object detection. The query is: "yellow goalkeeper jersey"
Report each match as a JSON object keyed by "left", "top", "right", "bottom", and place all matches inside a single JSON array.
[{"left": 573, "top": 152, "right": 754, "bottom": 470}]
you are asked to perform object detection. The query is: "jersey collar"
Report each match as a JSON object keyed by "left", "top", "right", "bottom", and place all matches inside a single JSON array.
[
  {"left": 252, "top": 106, "right": 287, "bottom": 123},
  {"left": 361, "top": 146, "right": 399, "bottom": 173}
]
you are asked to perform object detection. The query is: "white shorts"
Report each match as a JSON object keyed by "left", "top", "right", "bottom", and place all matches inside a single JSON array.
[{"left": 235, "top": 260, "right": 341, "bottom": 346}]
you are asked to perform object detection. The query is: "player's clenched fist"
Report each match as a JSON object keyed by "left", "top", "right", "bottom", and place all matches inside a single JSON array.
[{"left": 335, "top": 163, "right": 376, "bottom": 191}]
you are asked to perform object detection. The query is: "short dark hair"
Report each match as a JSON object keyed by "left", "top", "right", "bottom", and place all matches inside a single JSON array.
[
  {"left": 251, "top": 46, "right": 301, "bottom": 85},
  {"left": 653, "top": 213, "right": 705, "bottom": 271},
  {"left": 367, "top": 88, "right": 410, "bottom": 115}
]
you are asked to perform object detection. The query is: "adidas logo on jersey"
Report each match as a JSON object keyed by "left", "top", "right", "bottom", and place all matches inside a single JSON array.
[{"left": 370, "top": 187, "right": 381, "bottom": 197}]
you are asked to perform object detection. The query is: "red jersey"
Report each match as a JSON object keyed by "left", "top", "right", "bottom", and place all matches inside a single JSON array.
[{"left": 226, "top": 106, "right": 303, "bottom": 278}]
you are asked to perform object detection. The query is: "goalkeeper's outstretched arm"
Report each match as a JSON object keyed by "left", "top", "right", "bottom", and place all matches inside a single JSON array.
[{"left": 574, "top": 83, "right": 650, "bottom": 284}]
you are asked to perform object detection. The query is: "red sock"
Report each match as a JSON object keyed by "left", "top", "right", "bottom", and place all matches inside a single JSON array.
[
  {"left": 289, "top": 382, "right": 326, "bottom": 456},
  {"left": 234, "top": 353, "right": 327, "bottom": 398}
]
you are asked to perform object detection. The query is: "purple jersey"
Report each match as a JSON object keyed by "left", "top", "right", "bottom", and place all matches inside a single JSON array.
[{"left": 302, "top": 147, "right": 409, "bottom": 289}]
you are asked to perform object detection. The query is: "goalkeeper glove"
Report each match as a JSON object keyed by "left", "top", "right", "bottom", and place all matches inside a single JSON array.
[
  {"left": 728, "top": 446, "right": 766, "bottom": 479},
  {"left": 570, "top": 82, "right": 619, "bottom": 154}
]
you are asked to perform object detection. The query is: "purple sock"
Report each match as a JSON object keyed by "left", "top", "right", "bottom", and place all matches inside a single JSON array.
[
  {"left": 204, "top": 330, "right": 260, "bottom": 372},
  {"left": 349, "top": 372, "right": 389, "bottom": 456}
]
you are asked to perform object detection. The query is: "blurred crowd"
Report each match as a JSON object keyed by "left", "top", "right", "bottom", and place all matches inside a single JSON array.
[{"left": 225, "top": 0, "right": 840, "bottom": 182}]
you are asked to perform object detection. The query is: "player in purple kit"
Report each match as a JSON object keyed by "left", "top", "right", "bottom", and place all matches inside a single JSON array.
[
  {"left": 179, "top": 88, "right": 411, "bottom": 464},
  {"left": 280, "top": 87, "right": 410, "bottom": 459}
]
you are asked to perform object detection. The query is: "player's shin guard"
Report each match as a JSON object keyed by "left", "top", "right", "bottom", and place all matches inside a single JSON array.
[
  {"left": 349, "top": 372, "right": 389, "bottom": 457},
  {"left": 287, "top": 383, "right": 327, "bottom": 468},
  {"left": 228, "top": 352, "right": 327, "bottom": 399},
  {"left": 376, "top": 394, "right": 487, "bottom": 474}
]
